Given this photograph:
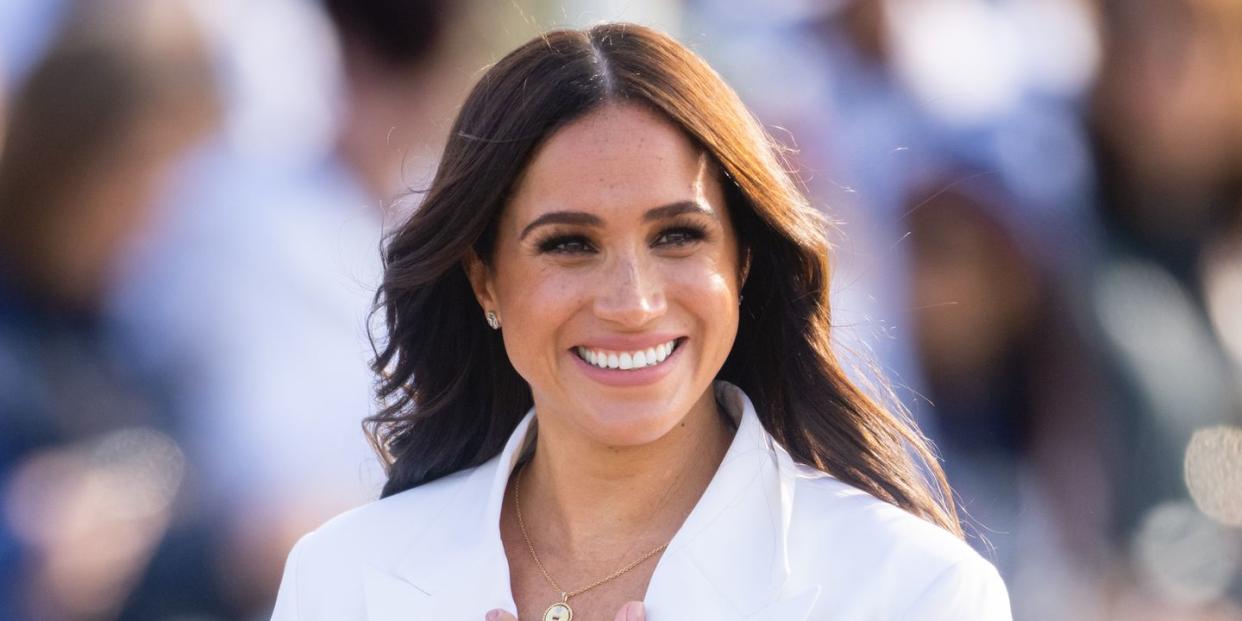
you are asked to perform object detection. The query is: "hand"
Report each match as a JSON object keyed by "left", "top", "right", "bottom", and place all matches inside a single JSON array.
[{"left": 486, "top": 601, "right": 645, "bottom": 621}]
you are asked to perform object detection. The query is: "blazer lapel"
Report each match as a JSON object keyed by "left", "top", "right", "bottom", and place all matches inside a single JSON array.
[
  {"left": 361, "top": 410, "right": 538, "bottom": 620},
  {"left": 643, "top": 382, "right": 821, "bottom": 620},
  {"left": 361, "top": 566, "right": 427, "bottom": 621},
  {"left": 643, "top": 551, "right": 821, "bottom": 621}
]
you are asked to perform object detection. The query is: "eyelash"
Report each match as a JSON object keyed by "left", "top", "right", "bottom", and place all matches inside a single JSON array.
[{"left": 535, "top": 222, "right": 709, "bottom": 255}]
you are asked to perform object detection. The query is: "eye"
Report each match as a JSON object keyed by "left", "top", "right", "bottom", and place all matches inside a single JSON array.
[
  {"left": 654, "top": 225, "right": 707, "bottom": 247},
  {"left": 538, "top": 234, "right": 596, "bottom": 255}
]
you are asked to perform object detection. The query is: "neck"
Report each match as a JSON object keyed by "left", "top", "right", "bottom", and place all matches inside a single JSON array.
[{"left": 516, "top": 387, "right": 734, "bottom": 559}]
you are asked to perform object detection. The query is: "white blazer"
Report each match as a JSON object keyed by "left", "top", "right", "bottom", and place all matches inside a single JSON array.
[{"left": 272, "top": 382, "right": 1012, "bottom": 620}]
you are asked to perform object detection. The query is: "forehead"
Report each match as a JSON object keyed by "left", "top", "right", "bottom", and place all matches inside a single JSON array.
[{"left": 507, "top": 103, "right": 716, "bottom": 220}]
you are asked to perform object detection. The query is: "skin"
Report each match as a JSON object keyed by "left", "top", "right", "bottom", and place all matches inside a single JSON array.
[{"left": 467, "top": 103, "right": 746, "bottom": 620}]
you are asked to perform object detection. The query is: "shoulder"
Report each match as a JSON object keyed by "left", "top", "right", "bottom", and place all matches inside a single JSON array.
[
  {"left": 786, "top": 464, "right": 971, "bottom": 568},
  {"left": 785, "top": 465, "right": 1011, "bottom": 620},
  {"left": 271, "top": 466, "right": 477, "bottom": 619}
]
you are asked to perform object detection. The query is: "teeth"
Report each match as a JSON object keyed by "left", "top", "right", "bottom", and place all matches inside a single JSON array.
[{"left": 575, "top": 339, "right": 679, "bottom": 371}]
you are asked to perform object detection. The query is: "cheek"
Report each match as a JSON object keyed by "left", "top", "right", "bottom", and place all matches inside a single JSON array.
[
  {"left": 499, "top": 263, "right": 594, "bottom": 315},
  {"left": 666, "top": 256, "right": 740, "bottom": 341},
  {"left": 493, "top": 264, "right": 590, "bottom": 365}
]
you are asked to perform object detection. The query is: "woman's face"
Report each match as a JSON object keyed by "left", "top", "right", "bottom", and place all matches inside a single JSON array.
[{"left": 469, "top": 103, "right": 743, "bottom": 447}]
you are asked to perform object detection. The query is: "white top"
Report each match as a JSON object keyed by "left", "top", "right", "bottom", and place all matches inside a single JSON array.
[{"left": 271, "top": 382, "right": 1012, "bottom": 620}]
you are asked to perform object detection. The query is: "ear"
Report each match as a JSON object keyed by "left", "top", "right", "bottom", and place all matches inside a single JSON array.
[{"left": 463, "top": 250, "right": 499, "bottom": 317}]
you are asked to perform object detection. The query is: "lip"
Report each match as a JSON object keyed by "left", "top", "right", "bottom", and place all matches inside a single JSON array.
[{"left": 569, "top": 337, "right": 686, "bottom": 387}]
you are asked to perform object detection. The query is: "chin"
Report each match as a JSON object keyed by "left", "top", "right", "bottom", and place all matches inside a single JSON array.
[{"left": 570, "top": 392, "right": 693, "bottom": 447}]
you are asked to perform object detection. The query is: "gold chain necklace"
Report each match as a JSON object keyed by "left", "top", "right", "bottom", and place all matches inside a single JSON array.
[{"left": 513, "top": 461, "right": 669, "bottom": 621}]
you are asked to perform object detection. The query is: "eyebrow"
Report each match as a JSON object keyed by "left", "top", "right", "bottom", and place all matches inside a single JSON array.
[{"left": 518, "top": 201, "right": 717, "bottom": 240}]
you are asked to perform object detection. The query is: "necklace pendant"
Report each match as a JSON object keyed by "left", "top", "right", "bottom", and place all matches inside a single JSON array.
[{"left": 542, "top": 600, "right": 572, "bottom": 621}]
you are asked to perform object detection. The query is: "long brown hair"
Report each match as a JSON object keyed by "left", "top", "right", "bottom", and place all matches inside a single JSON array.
[{"left": 368, "top": 23, "right": 962, "bottom": 537}]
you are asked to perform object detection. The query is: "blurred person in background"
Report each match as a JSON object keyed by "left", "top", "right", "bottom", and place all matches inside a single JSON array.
[
  {"left": 1085, "top": 0, "right": 1242, "bottom": 617},
  {"left": 325, "top": 0, "right": 456, "bottom": 201},
  {"left": 105, "top": 0, "right": 457, "bottom": 615},
  {"left": 0, "top": 0, "right": 219, "bottom": 618},
  {"left": 902, "top": 168, "right": 1113, "bottom": 620}
]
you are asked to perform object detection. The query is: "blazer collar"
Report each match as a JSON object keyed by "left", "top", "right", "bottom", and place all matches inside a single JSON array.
[{"left": 363, "top": 381, "right": 821, "bottom": 620}]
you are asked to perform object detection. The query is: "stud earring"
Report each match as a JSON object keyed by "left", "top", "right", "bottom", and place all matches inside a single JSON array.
[{"left": 486, "top": 311, "right": 500, "bottom": 330}]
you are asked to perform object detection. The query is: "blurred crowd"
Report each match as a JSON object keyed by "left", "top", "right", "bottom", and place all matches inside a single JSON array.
[{"left": 0, "top": 0, "right": 1238, "bottom": 619}]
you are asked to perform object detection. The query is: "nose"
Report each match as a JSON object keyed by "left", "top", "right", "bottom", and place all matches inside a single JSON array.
[{"left": 593, "top": 250, "right": 667, "bottom": 328}]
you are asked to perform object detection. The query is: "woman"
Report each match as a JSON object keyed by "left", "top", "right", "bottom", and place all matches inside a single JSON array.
[{"left": 272, "top": 23, "right": 1011, "bottom": 621}]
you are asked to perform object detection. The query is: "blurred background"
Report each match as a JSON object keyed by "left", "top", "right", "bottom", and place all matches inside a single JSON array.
[{"left": 0, "top": 0, "right": 1239, "bottom": 619}]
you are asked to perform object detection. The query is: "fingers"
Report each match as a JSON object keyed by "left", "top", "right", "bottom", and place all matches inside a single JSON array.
[
  {"left": 614, "top": 601, "right": 646, "bottom": 621},
  {"left": 486, "top": 610, "right": 518, "bottom": 621}
]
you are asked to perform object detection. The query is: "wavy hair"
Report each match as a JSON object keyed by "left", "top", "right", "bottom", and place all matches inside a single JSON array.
[{"left": 368, "top": 23, "right": 962, "bottom": 537}]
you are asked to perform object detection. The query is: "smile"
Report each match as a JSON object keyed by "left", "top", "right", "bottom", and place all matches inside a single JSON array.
[{"left": 573, "top": 338, "right": 683, "bottom": 370}]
